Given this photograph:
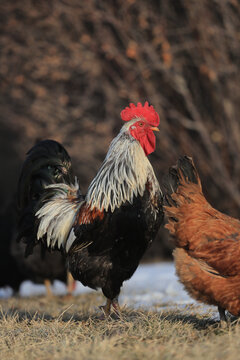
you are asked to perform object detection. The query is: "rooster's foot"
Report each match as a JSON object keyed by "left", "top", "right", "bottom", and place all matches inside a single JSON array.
[
  {"left": 99, "top": 299, "right": 112, "bottom": 318},
  {"left": 112, "top": 297, "right": 121, "bottom": 316}
]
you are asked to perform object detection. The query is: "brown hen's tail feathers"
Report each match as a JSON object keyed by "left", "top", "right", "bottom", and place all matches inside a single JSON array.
[{"left": 163, "top": 156, "right": 202, "bottom": 207}]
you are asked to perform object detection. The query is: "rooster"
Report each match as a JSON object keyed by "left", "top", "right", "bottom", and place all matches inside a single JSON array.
[
  {"left": 18, "top": 102, "right": 164, "bottom": 315},
  {"left": 164, "top": 156, "right": 240, "bottom": 324}
]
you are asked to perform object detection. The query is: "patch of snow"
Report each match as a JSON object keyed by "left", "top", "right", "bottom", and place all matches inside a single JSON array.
[
  {"left": 120, "top": 262, "right": 193, "bottom": 308},
  {"left": 19, "top": 280, "right": 68, "bottom": 297},
  {"left": 0, "top": 286, "right": 13, "bottom": 298}
]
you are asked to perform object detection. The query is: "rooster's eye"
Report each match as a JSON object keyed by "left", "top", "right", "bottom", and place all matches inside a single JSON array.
[{"left": 138, "top": 122, "right": 143, "bottom": 127}]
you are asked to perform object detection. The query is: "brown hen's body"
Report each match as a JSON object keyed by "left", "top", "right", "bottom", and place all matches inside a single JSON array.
[{"left": 164, "top": 156, "right": 240, "bottom": 320}]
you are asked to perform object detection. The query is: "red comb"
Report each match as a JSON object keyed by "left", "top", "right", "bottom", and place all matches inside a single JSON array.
[{"left": 120, "top": 101, "right": 160, "bottom": 126}]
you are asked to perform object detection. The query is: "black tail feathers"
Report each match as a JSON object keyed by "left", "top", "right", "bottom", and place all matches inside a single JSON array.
[
  {"left": 17, "top": 139, "right": 76, "bottom": 255},
  {"left": 163, "top": 156, "right": 201, "bottom": 204}
]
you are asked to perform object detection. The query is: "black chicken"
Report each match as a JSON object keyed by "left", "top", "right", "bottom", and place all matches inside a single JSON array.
[{"left": 17, "top": 141, "right": 75, "bottom": 296}]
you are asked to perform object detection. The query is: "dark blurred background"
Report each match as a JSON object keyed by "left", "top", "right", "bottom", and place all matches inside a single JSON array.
[{"left": 0, "top": 0, "right": 240, "bottom": 260}]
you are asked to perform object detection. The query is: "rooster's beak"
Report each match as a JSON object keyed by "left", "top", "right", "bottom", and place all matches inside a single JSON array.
[{"left": 150, "top": 127, "right": 160, "bottom": 132}]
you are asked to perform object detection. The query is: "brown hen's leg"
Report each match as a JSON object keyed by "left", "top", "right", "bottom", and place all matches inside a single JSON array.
[
  {"left": 99, "top": 299, "right": 112, "bottom": 317},
  {"left": 218, "top": 306, "right": 228, "bottom": 328},
  {"left": 44, "top": 279, "right": 53, "bottom": 298}
]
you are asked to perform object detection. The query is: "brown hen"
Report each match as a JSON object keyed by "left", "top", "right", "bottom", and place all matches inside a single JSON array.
[{"left": 164, "top": 156, "right": 240, "bottom": 324}]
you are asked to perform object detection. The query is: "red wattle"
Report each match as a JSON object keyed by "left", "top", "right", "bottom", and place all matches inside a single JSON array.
[{"left": 138, "top": 130, "right": 156, "bottom": 156}]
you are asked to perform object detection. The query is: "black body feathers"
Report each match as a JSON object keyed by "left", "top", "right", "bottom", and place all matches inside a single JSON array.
[{"left": 69, "top": 190, "right": 163, "bottom": 299}]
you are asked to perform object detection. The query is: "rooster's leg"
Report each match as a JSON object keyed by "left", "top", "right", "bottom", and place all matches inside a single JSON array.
[
  {"left": 218, "top": 306, "right": 228, "bottom": 327},
  {"left": 99, "top": 298, "right": 112, "bottom": 317},
  {"left": 112, "top": 297, "right": 121, "bottom": 315},
  {"left": 44, "top": 279, "right": 53, "bottom": 298}
]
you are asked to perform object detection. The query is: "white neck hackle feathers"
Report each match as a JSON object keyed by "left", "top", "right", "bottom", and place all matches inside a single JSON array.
[{"left": 86, "top": 119, "right": 161, "bottom": 212}]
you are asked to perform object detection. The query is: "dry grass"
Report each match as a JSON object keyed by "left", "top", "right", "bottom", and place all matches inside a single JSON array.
[{"left": 0, "top": 293, "right": 240, "bottom": 360}]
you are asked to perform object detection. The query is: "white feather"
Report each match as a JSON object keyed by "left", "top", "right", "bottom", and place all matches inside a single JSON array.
[
  {"left": 65, "top": 229, "right": 76, "bottom": 253},
  {"left": 36, "top": 181, "right": 82, "bottom": 252}
]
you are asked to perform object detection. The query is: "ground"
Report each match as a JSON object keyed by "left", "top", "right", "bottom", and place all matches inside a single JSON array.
[{"left": 1, "top": 263, "right": 240, "bottom": 360}]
